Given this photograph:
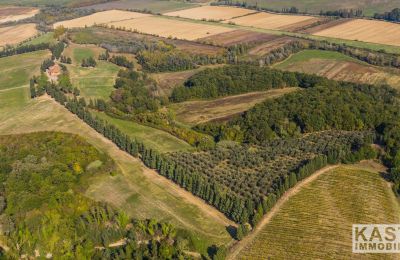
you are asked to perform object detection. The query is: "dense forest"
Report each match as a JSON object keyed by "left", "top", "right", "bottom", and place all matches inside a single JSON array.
[
  {"left": 170, "top": 65, "right": 329, "bottom": 102},
  {"left": 0, "top": 132, "right": 200, "bottom": 259}
]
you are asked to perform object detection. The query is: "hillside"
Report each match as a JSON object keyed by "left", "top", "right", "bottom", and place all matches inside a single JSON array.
[
  {"left": 236, "top": 163, "right": 400, "bottom": 259},
  {"left": 274, "top": 50, "right": 400, "bottom": 90}
]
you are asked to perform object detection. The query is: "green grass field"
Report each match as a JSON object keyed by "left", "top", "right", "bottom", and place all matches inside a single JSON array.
[
  {"left": 93, "top": 111, "right": 193, "bottom": 152},
  {"left": 0, "top": 50, "right": 51, "bottom": 91},
  {"left": 239, "top": 165, "right": 400, "bottom": 259},
  {"left": 72, "top": 46, "right": 95, "bottom": 63},
  {"left": 275, "top": 49, "right": 355, "bottom": 66},
  {"left": 21, "top": 32, "right": 57, "bottom": 46},
  {"left": 239, "top": 0, "right": 399, "bottom": 16},
  {"left": 67, "top": 61, "right": 120, "bottom": 100}
]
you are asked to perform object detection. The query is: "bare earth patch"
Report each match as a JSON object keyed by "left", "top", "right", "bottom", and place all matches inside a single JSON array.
[{"left": 0, "top": 6, "right": 39, "bottom": 24}]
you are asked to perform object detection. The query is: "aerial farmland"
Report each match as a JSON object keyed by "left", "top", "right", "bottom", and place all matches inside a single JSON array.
[{"left": 1, "top": 0, "right": 400, "bottom": 259}]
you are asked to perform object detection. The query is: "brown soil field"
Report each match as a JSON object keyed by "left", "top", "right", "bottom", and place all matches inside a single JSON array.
[
  {"left": 151, "top": 64, "right": 225, "bottom": 96},
  {"left": 248, "top": 36, "right": 297, "bottom": 56},
  {"left": 313, "top": 19, "right": 400, "bottom": 47},
  {"left": 279, "top": 58, "right": 400, "bottom": 90},
  {"left": 171, "top": 88, "right": 299, "bottom": 126},
  {"left": 226, "top": 12, "right": 320, "bottom": 31},
  {"left": 199, "top": 30, "right": 280, "bottom": 46},
  {"left": 302, "top": 18, "right": 353, "bottom": 34},
  {"left": 107, "top": 16, "right": 234, "bottom": 40},
  {"left": 0, "top": 6, "right": 38, "bottom": 24},
  {"left": 53, "top": 10, "right": 151, "bottom": 28},
  {"left": 0, "top": 23, "right": 37, "bottom": 47},
  {"left": 164, "top": 6, "right": 255, "bottom": 21}
]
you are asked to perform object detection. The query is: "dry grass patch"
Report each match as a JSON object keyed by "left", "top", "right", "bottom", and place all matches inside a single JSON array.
[
  {"left": 199, "top": 30, "right": 280, "bottom": 46},
  {"left": 226, "top": 12, "right": 320, "bottom": 31},
  {"left": 171, "top": 88, "right": 298, "bottom": 125},
  {"left": 53, "top": 10, "right": 150, "bottom": 28},
  {"left": 107, "top": 15, "right": 234, "bottom": 40},
  {"left": 165, "top": 5, "right": 255, "bottom": 21},
  {"left": 313, "top": 19, "right": 400, "bottom": 47},
  {"left": 0, "top": 6, "right": 38, "bottom": 24},
  {"left": 0, "top": 23, "right": 37, "bottom": 47}
]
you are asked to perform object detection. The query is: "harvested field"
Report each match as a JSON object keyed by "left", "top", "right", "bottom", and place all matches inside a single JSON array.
[
  {"left": 226, "top": 12, "right": 320, "bottom": 31},
  {"left": 165, "top": 6, "right": 255, "bottom": 21},
  {"left": 53, "top": 10, "right": 150, "bottom": 28},
  {"left": 107, "top": 16, "right": 234, "bottom": 41},
  {"left": 80, "top": 0, "right": 198, "bottom": 14},
  {"left": 0, "top": 23, "right": 37, "bottom": 47},
  {"left": 248, "top": 36, "right": 297, "bottom": 56},
  {"left": 70, "top": 27, "right": 225, "bottom": 55},
  {"left": 199, "top": 30, "right": 280, "bottom": 46},
  {"left": 171, "top": 88, "right": 298, "bottom": 125},
  {"left": 275, "top": 50, "right": 400, "bottom": 90},
  {"left": 313, "top": 19, "right": 400, "bottom": 47},
  {"left": 0, "top": 6, "right": 38, "bottom": 24},
  {"left": 237, "top": 165, "right": 400, "bottom": 259}
]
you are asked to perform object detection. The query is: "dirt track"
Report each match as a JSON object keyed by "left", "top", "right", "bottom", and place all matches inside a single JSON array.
[{"left": 227, "top": 165, "right": 339, "bottom": 260}]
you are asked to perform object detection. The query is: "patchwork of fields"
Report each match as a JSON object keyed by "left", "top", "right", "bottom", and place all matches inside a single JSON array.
[
  {"left": 0, "top": 23, "right": 38, "bottom": 46},
  {"left": 237, "top": 164, "right": 400, "bottom": 259},
  {"left": 107, "top": 15, "right": 234, "bottom": 40}
]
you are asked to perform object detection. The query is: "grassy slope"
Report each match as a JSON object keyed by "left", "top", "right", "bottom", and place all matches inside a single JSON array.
[
  {"left": 169, "top": 88, "right": 299, "bottom": 126},
  {"left": 0, "top": 50, "right": 50, "bottom": 91},
  {"left": 0, "top": 52, "right": 232, "bottom": 254},
  {"left": 239, "top": 0, "right": 399, "bottom": 16},
  {"left": 274, "top": 49, "right": 400, "bottom": 89},
  {"left": 239, "top": 164, "right": 400, "bottom": 259},
  {"left": 21, "top": 32, "right": 57, "bottom": 46},
  {"left": 93, "top": 111, "right": 193, "bottom": 152}
]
